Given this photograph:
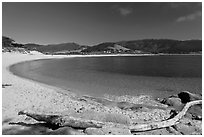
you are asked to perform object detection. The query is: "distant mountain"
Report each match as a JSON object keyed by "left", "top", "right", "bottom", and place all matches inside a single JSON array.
[
  {"left": 117, "top": 39, "right": 202, "bottom": 54},
  {"left": 2, "top": 36, "right": 202, "bottom": 54},
  {"left": 36, "top": 43, "right": 80, "bottom": 53},
  {"left": 24, "top": 43, "right": 44, "bottom": 50},
  {"left": 82, "top": 39, "right": 202, "bottom": 54}
]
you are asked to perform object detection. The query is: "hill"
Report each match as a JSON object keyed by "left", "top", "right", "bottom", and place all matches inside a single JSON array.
[
  {"left": 117, "top": 39, "right": 202, "bottom": 54},
  {"left": 2, "top": 36, "right": 24, "bottom": 48},
  {"left": 2, "top": 36, "right": 202, "bottom": 54},
  {"left": 35, "top": 43, "right": 80, "bottom": 53},
  {"left": 2, "top": 36, "right": 28, "bottom": 53},
  {"left": 24, "top": 43, "right": 88, "bottom": 54},
  {"left": 24, "top": 43, "right": 44, "bottom": 50},
  {"left": 2, "top": 36, "right": 88, "bottom": 54},
  {"left": 82, "top": 42, "right": 132, "bottom": 53},
  {"left": 82, "top": 39, "right": 202, "bottom": 54}
]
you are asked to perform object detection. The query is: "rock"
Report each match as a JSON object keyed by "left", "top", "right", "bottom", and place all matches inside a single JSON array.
[
  {"left": 171, "top": 115, "right": 202, "bottom": 135},
  {"left": 47, "top": 127, "right": 85, "bottom": 135},
  {"left": 187, "top": 105, "right": 202, "bottom": 119},
  {"left": 85, "top": 127, "right": 131, "bottom": 135},
  {"left": 132, "top": 128, "right": 172, "bottom": 135},
  {"left": 178, "top": 91, "right": 202, "bottom": 118},
  {"left": 161, "top": 97, "right": 183, "bottom": 111},
  {"left": 85, "top": 128, "right": 105, "bottom": 135},
  {"left": 178, "top": 91, "right": 202, "bottom": 103},
  {"left": 161, "top": 91, "right": 202, "bottom": 114},
  {"left": 174, "top": 123, "right": 197, "bottom": 135},
  {"left": 116, "top": 101, "right": 133, "bottom": 109}
]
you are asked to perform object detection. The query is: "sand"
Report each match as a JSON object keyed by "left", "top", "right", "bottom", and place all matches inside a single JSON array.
[
  {"left": 2, "top": 52, "right": 202, "bottom": 135},
  {"left": 2, "top": 52, "right": 86, "bottom": 134}
]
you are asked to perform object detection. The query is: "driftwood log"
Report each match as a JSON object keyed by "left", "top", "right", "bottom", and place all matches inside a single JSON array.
[
  {"left": 18, "top": 100, "right": 202, "bottom": 132},
  {"left": 18, "top": 111, "right": 104, "bottom": 129},
  {"left": 129, "top": 100, "right": 202, "bottom": 132}
]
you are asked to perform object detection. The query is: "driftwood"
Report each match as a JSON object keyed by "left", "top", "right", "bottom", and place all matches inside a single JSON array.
[
  {"left": 129, "top": 100, "right": 202, "bottom": 132},
  {"left": 2, "top": 84, "right": 12, "bottom": 88},
  {"left": 18, "top": 100, "right": 202, "bottom": 132},
  {"left": 18, "top": 111, "right": 104, "bottom": 129}
]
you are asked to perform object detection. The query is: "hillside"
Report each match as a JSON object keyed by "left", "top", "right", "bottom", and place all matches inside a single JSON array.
[
  {"left": 2, "top": 36, "right": 28, "bottom": 53},
  {"left": 2, "top": 36, "right": 88, "bottom": 54},
  {"left": 2, "top": 36, "right": 24, "bottom": 48},
  {"left": 82, "top": 42, "right": 131, "bottom": 53},
  {"left": 82, "top": 39, "right": 202, "bottom": 54},
  {"left": 24, "top": 43, "right": 44, "bottom": 50},
  {"left": 24, "top": 43, "right": 88, "bottom": 54},
  {"left": 37, "top": 43, "right": 80, "bottom": 53},
  {"left": 117, "top": 39, "right": 202, "bottom": 54}
]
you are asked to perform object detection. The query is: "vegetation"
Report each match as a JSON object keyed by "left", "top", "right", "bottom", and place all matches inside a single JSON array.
[
  {"left": 2, "top": 36, "right": 27, "bottom": 53},
  {"left": 2, "top": 36, "right": 24, "bottom": 48}
]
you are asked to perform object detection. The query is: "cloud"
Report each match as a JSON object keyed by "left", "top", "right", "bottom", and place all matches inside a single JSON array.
[
  {"left": 117, "top": 7, "right": 133, "bottom": 16},
  {"left": 112, "top": 5, "right": 133, "bottom": 16},
  {"left": 176, "top": 11, "right": 201, "bottom": 22}
]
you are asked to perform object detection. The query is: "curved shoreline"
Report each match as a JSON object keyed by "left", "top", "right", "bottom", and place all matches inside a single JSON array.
[
  {"left": 8, "top": 53, "right": 202, "bottom": 98},
  {"left": 8, "top": 58, "right": 85, "bottom": 99},
  {"left": 3, "top": 53, "right": 166, "bottom": 99},
  {"left": 2, "top": 52, "right": 202, "bottom": 135},
  {"left": 5, "top": 52, "right": 202, "bottom": 100}
]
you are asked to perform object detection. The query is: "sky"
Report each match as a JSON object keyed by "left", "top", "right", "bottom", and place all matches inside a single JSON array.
[{"left": 2, "top": 2, "right": 202, "bottom": 46}]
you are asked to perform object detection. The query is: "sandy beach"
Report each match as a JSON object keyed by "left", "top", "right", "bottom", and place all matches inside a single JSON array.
[
  {"left": 2, "top": 53, "right": 64, "bottom": 133},
  {"left": 2, "top": 2, "right": 202, "bottom": 135},
  {"left": 2, "top": 52, "right": 202, "bottom": 135}
]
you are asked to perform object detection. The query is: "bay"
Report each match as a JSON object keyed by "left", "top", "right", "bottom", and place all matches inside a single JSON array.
[{"left": 10, "top": 55, "right": 202, "bottom": 98}]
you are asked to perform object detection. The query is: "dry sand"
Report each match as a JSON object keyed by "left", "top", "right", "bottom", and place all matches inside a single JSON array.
[
  {"left": 2, "top": 52, "right": 202, "bottom": 135},
  {"left": 2, "top": 52, "right": 90, "bottom": 134}
]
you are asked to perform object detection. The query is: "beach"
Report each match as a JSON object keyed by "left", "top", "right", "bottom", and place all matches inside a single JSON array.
[
  {"left": 2, "top": 52, "right": 93, "bottom": 134},
  {"left": 2, "top": 2, "right": 202, "bottom": 135},
  {"left": 2, "top": 52, "right": 202, "bottom": 135}
]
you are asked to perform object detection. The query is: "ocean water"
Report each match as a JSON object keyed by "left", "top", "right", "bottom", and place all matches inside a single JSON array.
[{"left": 10, "top": 55, "right": 202, "bottom": 98}]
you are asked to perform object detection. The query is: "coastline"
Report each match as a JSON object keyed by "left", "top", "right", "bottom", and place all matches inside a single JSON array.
[
  {"left": 2, "top": 52, "right": 202, "bottom": 135},
  {"left": 8, "top": 52, "right": 202, "bottom": 98}
]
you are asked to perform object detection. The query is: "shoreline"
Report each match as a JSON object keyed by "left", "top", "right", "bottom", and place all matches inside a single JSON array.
[
  {"left": 46, "top": 53, "right": 202, "bottom": 57},
  {"left": 8, "top": 52, "right": 202, "bottom": 98},
  {"left": 5, "top": 53, "right": 164, "bottom": 99},
  {"left": 2, "top": 52, "right": 202, "bottom": 135}
]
